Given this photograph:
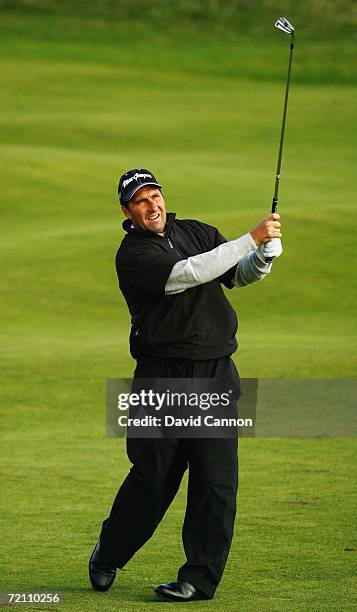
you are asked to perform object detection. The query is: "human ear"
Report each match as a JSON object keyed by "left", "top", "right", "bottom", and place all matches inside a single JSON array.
[{"left": 122, "top": 205, "right": 132, "bottom": 220}]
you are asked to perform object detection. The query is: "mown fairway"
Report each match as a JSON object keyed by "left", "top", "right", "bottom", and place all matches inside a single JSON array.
[{"left": 1, "top": 8, "right": 356, "bottom": 611}]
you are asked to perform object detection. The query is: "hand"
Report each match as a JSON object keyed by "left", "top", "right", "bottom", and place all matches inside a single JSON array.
[
  {"left": 250, "top": 213, "right": 282, "bottom": 245},
  {"left": 258, "top": 238, "right": 283, "bottom": 262}
]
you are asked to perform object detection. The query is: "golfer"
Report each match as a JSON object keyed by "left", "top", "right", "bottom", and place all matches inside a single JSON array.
[{"left": 89, "top": 169, "right": 282, "bottom": 602}]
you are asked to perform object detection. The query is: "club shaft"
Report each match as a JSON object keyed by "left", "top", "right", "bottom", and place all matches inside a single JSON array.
[
  {"left": 266, "top": 33, "right": 294, "bottom": 264},
  {"left": 271, "top": 36, "right": 295, "bottom": 213}
]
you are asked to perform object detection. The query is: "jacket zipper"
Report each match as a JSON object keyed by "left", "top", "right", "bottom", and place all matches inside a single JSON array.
[
  {"left": 166, "top": 236, "right": 182, "bottom": 257},
  {"left": 134, "top": 237, "right": 177, "bottom": 337}
]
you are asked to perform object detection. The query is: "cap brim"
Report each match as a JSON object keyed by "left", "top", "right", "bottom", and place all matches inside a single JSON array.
[{"left": 121, "top": 182, "right": 162, "bottom": 203}]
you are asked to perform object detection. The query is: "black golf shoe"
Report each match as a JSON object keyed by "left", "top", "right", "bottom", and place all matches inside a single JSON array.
[
  {"left": 154, "top": 580, "right": 207, "bottom": 602},
  {"left": 89, "top": 540, "right": 117, "bottom": 592}
]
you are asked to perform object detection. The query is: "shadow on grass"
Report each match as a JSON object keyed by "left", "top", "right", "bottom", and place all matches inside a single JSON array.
[
  {"left": 59, "top": 584, "right": 214, "bottom": 606},
  {"left": 59, "top": 585, "right": 159, "bottom": 604}
]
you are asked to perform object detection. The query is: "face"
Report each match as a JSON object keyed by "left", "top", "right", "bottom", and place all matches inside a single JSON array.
[{"left": 122, "top": 186, "right": 166, "bottom": 234}]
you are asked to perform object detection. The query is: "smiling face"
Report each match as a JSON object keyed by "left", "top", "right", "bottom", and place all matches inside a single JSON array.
[{"left": 122, "top": 185, "right": 167, "bottom": 234}]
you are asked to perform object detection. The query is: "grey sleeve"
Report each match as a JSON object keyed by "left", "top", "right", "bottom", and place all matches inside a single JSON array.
[
  {"left": 165, "top": 233, "right": 256, "bottom": 295},
  {"left": 233, "top": 247, "right": 272, "bottom": 288}
]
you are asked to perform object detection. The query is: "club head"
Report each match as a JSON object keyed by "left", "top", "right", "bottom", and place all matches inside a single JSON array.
[{"left": 275, "top": 17, "right": 294, "bottom": 35}]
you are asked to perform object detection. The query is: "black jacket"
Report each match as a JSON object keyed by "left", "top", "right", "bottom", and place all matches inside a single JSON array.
[{"left": 116, "top": 213, "right": 238, "bottom": 360}]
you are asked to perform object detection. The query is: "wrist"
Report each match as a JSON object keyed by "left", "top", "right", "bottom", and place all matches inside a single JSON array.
[{"left": 250, "top": 231, "right": 259, "bottom": 246}]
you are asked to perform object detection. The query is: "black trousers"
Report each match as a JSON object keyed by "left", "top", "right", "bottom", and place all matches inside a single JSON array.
[{"left": 100, "top": 355, "right": 239, "bottom": 599}]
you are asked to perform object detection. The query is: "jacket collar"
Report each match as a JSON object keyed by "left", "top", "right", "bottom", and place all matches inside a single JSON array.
[{"left": 122, "top": 212, "right": 176, "bottom": 236}]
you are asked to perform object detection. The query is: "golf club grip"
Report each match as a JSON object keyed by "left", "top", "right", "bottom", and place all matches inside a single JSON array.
[{"left": 265, "top": 197, "right": 278, "bottom": 263}]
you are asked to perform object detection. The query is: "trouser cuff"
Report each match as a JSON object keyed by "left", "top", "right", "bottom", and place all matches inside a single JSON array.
[{"left": 177, "top": 569, "right": 216, "bottom": 599}]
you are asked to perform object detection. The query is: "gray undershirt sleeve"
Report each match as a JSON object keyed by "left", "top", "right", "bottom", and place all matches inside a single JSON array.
[
  {"left": 165, "top": 232, "right": 257, "bottom": 295},
  {"left": 233, "top": 247, "right": 272, "bottom": 288}
]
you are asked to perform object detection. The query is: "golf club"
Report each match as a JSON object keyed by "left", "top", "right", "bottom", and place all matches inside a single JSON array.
[{"left": 266, "top": 16, "right": 295, "bottom": 263}]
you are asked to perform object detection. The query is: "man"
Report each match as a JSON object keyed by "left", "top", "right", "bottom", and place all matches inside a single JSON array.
[{"left": 89, "top": 168, "right": 282, "bottom": 602}]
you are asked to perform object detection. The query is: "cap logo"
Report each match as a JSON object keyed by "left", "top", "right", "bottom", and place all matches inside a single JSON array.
[{"left": 122, "top": 172, "right": 153, "bottom": 189}]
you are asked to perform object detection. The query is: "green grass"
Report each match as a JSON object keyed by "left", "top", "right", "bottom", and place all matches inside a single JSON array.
[
  {"left": 1, "top": 0, "right": 357, "bottom": 39},
  {"left": 1, "top": 10, "right": 356, "bottom": 611},
  {"left": 1, "top": 10, "right": 357, "bottom": 85}
]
